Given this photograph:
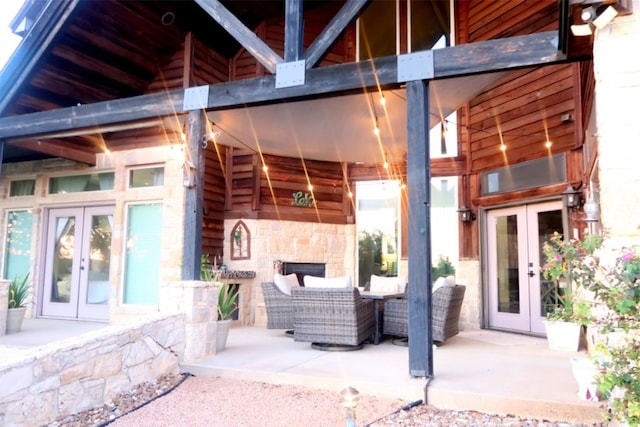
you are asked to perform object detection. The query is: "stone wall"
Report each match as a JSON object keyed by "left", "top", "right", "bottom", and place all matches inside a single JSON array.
[
  {"left": 220, "top": 219, "right": 356, "bottom": 326},
  {"left": 158, "top": 280, "right": 220, "bottom": 361},
  {"left": 457, "top": 259, "right": 481, "bottom": 330},
  {"left": 594, "top": 0, "right": 640, "bottom": 245},
  {"left": 0, "top": 314, "right": 184, "bottom": 427}
]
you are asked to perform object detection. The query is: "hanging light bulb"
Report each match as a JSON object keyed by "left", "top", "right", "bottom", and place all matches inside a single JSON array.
[
  {"left": 500, "top": 144, "right": 507, "bottom": 152},
  {"left": 262, "top": 164, "right": 268, "bottom": 172},
  {"left": 440, "top": 120, "right": 448, "bottom": 155},
  {"left": 373, "top": 126, "right": 380, "bottom": 136},
  {"left": 545, "top": 140, "right": 552, "bottom": 149},
  {"left": 379, "top": 95, "right": 386, "bottom": 106},
  {"left": 383, "top": 161, "right": 389, "bottom": 169}
]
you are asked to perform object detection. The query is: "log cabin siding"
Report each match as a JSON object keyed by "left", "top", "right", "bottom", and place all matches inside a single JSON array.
[
  {"left": 203, "top": 144, "right": 227, "bottom": 257},
  {"left": 468, "top": 64, "right": 576, "bottom": 173},
  {"left": 457, "top": 0, "right": 578, "bottom": 260},
  {"left": 257, "top": 154, "right": 347, "bottom": 224}
]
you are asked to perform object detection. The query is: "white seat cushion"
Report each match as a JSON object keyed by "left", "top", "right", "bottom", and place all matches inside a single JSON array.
[
  {"left": 273, "top": 273, "right": 299, "bottom": 296},
  {"left": 370, "top": 275, "right": 406, "bottom": 293},
  {"left": 303, "top": 275, "right": 352, "bottom": 288},
  {"left": 432, "top": 277, "right": 446, "bottom": 293}
]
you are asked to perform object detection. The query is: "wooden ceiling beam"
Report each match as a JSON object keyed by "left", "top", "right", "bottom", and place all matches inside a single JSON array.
[
  {"left": 0, "top": 31, "right": 566, "bottom": 140},
  {"left": 10, "top": 139, "right": 97, "bottom": 165}
]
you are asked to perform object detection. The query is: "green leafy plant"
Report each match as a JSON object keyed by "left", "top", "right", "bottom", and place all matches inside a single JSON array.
[
  {"left": 432, "top": 254, "right": 455, "bottom": 279},
  {"left": 8, "top": 273, "right": 30, "bottom": 309},
  {"left": 200, "top": 253, "right": 221, "bottom": 282},
  {"left": 217, "top": 282, "right": 239, "bottom": 321},
  {"left": 545, "top": 290, "right": 592, "bottom": 326},
  {"left": 542, "top": 231, "right": 640, "bottom": 425}
]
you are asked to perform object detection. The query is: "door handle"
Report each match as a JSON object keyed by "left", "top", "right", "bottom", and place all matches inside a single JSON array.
[{"left": 528, "top": 270, "right": 535, "bottom": 277}]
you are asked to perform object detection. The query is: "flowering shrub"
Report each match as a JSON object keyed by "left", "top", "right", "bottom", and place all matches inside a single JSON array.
[
  {"left": 541, "top": 232, "right": 601, "bottom": 325},
  {"left": 542, "top": 231, "right": 640, "bottom": 425}
]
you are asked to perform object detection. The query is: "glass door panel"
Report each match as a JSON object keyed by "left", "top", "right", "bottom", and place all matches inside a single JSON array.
[
  {"left": 42, "top": 206, "right": 112, "bottom": 320},
  {"left": 77, "top": 207, "right": 112, "bottom": 320},
  {"left": 487, "top": 201, "right": 562, "bottom": 334},
  {"left": 496, "top": 215, "right": 520, "bottom": 314}
]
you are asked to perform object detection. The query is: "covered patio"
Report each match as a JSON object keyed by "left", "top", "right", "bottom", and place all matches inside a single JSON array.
[{"left": 0, "top": 318, "right": 603, "bottom": 424}]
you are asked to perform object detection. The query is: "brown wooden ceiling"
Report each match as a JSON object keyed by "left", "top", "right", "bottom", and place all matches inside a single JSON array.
[{"left": 6, "top": 0, "right": 292, "bottom": 116}]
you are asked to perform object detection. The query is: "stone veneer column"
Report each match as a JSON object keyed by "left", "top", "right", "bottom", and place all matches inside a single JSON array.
[
  {"left": 0, "top": 279, "right": 8, "bottom": 336},
  {"left": 593, "top": 0, "right": 640, "bottom": 243},
  {"left": 158, "top": 280, "right": 220, "bottom": 361}
]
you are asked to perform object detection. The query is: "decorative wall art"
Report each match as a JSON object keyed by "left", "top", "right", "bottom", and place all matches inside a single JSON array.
[{"left": 230, "top": 220, "right": 251, "bottom": 260}]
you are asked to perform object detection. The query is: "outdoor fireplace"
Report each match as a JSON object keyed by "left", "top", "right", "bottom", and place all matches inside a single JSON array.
[{"left": 282, "top": 261, "right": 326, "bottom": 286}]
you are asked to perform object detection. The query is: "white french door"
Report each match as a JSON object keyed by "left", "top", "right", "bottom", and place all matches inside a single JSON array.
[
  {"left": 42, "top": 206, "right": 113, "bottom": 321},
  {"left": 487, "top": 201, "right": 563, "bottom": 335}
]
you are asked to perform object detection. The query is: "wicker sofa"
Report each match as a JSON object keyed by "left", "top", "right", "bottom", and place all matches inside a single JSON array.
[
  {"left": 261, "top": 282, "right": 297, "bottom": 330},
  {"left": 383, "top": 285, "right": 466, "bottom": 343},
  {"left": 291, "top": 286, "right": 376, "bottom": 349}
]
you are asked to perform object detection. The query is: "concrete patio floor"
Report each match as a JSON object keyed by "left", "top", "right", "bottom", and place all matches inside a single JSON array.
[
  {"left": 0, "top": 320, "right": 605, "bottom": 424},
  {"left": 182, "top": 326, "right": 604, "bottom": 424}
]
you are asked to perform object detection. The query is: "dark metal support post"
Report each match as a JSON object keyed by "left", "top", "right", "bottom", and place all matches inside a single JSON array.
[
  {"left": 406, "top": 79, "right": 433, "bottom": 378},
  {"left": 181, "top": 109, "right": 206, "bottom": 280}
]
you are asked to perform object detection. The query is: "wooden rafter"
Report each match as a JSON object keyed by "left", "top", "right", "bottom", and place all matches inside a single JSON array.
[
  {"left": 284, "top": 0, "right": 303, "bottom": 62},
  {"left": 303, "top": 0, "right": 370, "bottom": 69},
  {"left": 194, "top": 0, "right": 283, "bottom": 73},
  {"left": 0, "top": 32, "right": 565, "bottom": 141},
  {"left": 10, "top": 139, "right": 97, "bottom": 165}
]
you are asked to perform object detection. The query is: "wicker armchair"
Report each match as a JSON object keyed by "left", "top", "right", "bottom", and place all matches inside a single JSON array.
[
  {"left": 291, "top": 287, "right": 376, "bottom": 349},
  {"left": 383, "top": 285, "right": 466, "bottom": 343},
  {"left": 261, "top": 282, "right": 296, "bottom": 330}
]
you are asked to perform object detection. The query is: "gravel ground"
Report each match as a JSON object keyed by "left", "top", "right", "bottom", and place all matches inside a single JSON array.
[{"left": 45, "top": 374, "right": 605, "bottom": 427}]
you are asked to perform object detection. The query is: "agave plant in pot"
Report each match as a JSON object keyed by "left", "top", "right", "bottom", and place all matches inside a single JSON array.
[
  {"left": 7, "top": 273, "right": 31, "bottom": 334},
  {"left": 216, "top": 281, "right": 239, "bottom": 353}
]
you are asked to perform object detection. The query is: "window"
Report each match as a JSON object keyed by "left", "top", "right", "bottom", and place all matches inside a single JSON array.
[
  {"left": 358, "top": 0, "right": 451, "bottom": 61},
  {"left": 356, "top": 180, "right": 401, "bottom": 287},
  {"left": 9, "top": 179, "right": 35, "bottom": 196},
  {"left": 129, "top": 167, "right": 164, "bottom": 188},
  {"left": 123, "top": 203, "right": 162, "bottom": 305},
  {"left": 430, "top": 177, "right": 458, "bottom": 273},
  {"left": 480, "top": 154, "right": 566, "bottom": 196},
  {"left": 49, "top": 172, "right": 114, "bottom": 194},
  {"left": 3, "top": 210, "right": 33, "bottom": 280}
]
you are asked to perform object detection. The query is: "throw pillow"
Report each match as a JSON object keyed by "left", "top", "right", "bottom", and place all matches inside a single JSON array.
[
  {"left": 303, "top": 275, "right": 352, "bottom": 288},
  {"left": 369, "top": 275, "right": 406, "bottom": 293},
  {"left": 273, "top": 273, "right": 299, "bottom": 296},
  {"left": 432, "top": 277, "right": 446, "bottom": 293}
]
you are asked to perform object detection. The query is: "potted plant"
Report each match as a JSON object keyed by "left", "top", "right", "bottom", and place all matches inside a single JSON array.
[
  {"left": 541, "top": 232, "right": 595, "bottom": 351},
  {"left": 6, "top": 273, "right": 30, "bottom": 334},
  {"left": 216, "top": 281, "right": 239, "bottom": 352}
]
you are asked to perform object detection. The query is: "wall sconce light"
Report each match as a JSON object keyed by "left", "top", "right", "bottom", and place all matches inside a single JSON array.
[
  {"left": 583, "top": 193, "right": 600, "bottom": 222},
  {"left": 457, "top": 205, "right": 476, "bottom": 223},
  {"left": 562, "top": 184, "right": 582, "bottom": 210}
]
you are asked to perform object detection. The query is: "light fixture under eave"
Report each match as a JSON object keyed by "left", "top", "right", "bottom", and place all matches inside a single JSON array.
[
  {"left": 457, "top": 205, "right": 476, "bottom": 223},
  {"left": 562, "top": 184, "right": 582, "bottom": 210}
]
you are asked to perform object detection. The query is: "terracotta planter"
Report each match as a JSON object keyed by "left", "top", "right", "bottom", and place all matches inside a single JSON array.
[
  {"left": 6, "top": 307, "right": 27, "bottom": 334},
  {"left": 216, "top": 319, "right": 232, "bottom": 353},
  {"left": 543, "top": 320, "right": 582, "bottom": 351}
]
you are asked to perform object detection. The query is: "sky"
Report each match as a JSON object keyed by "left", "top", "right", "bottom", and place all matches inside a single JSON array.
[{"left": 0, "top": 0, "right": 24, "bottom": 71}]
